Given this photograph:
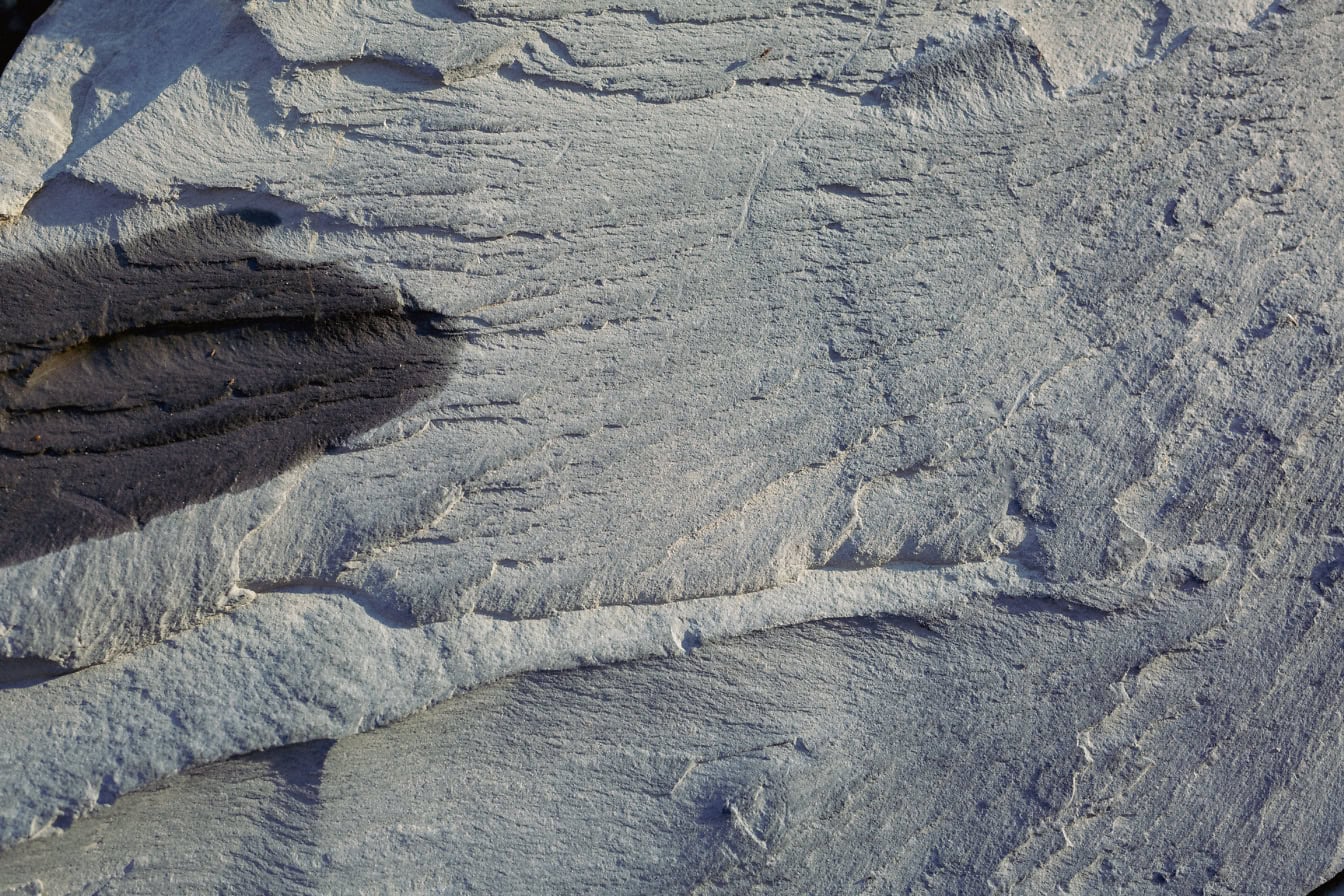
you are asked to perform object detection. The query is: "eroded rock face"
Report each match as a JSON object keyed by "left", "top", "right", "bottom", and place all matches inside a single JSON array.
[{"left": 0, "top": 0, "right": 1342, "bottom": 893}]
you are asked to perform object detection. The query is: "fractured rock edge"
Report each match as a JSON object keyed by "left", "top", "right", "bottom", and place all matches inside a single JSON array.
[{"left": 0, "top": 555, "right": 1027, "bottom": 849}]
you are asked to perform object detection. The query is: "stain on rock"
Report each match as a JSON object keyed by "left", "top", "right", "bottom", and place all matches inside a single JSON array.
[{"left": 0, "top": 211, "right": 459, "bottom": 565}]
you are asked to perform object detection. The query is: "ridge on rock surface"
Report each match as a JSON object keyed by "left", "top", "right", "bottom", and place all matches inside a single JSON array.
[{"left": 1, "top": 0, "right": 1343, "bottom": 893}]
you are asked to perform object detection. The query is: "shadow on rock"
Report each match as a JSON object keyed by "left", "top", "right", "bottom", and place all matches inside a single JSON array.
[{"left": 0, "top": 210, "right": 460, "bottom": 565}]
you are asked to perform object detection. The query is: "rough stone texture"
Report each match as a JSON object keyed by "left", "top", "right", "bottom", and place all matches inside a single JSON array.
[{"left": 0, "top": 0, "right": 1342, "bottom": 893}]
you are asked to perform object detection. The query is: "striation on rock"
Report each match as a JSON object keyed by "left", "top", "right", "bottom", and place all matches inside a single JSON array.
[{"left": 0, "top": 0, "right": 1342, "bottom": 892}]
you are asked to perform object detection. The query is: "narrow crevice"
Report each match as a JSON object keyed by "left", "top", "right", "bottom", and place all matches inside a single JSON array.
[
  {"left": 245, "top": 578, "right": 419, "bottom": 629},
  {"left": 1142, "top": 1, "right": 1173, "bottom": 60},
  {"left": 991, "top": 592, "right": 1114, "bottom": 623}
]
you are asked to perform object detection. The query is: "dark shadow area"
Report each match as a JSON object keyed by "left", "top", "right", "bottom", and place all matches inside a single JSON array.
[
  {"left": 992, "top": 592, "right": 1111, "bottom": 623},
  {"left": 1308, "top": 864, "right": 1344, "bottom": 895},
  {"left": 0, "top": 211, "right": 460, "bottom": 566},
  {"left": 0, "top": 655, "right": 66, "bottom": 688},
  {"left": 340, "top": 56, "right": 446, "bottom": 93},
  {"left": 21, "top": 173, "right": 142, "bottom": 228},
  {"left": 409, "top": 0, "right": 474, "bottom": 25},
  {"left": 0, "top": 0, "right": 52, "bottom": 76},
  {"left": 266, "top": 737, "right": 335, "bottom": 807},
  {"left": 1142, "top": 0, "right": 1173, "bottom": 60},
  {"left": 246, "top": 578, "right": 420, "bottom": 630},
  {"left": 1310, "top": 545, "right": 1343, "bottom": 594}
]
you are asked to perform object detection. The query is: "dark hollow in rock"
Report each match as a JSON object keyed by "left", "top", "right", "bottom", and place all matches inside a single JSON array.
[{"left": 0, "top": 211, "right": 459, "bottom": 566}]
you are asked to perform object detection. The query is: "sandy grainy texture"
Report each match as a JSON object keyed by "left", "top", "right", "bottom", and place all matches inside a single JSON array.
[{"left": 1, "top": 0, "right": 1342, "bottom": 892}]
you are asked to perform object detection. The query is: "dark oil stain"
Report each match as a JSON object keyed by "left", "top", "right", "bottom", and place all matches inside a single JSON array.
[{"left": 0, "top": 211, "right": 459, "bottom": 565}]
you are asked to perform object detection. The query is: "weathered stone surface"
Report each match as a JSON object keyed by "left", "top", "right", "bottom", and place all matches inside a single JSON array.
[{"left": 1, "top": 0, "right": 1342, "bottom": 892}]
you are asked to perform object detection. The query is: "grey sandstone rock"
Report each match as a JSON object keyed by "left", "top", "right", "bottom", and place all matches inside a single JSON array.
[{"left": 0, "top": 0, "right": 1343, "bottom": 893}]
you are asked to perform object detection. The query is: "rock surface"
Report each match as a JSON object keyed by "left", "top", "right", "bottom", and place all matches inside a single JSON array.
[{"left": 1, "top": 0, "right": 1343, "bottom": 892}]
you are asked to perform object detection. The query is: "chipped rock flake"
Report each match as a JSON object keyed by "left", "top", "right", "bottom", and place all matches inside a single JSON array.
[{"left": 1, "top": 0, "right": 1344, "bottom": 893}]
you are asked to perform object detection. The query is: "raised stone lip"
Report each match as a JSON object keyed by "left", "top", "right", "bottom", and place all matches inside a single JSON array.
[{"left": 0, "top": 209, "right": 460, "bottom": 566}]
